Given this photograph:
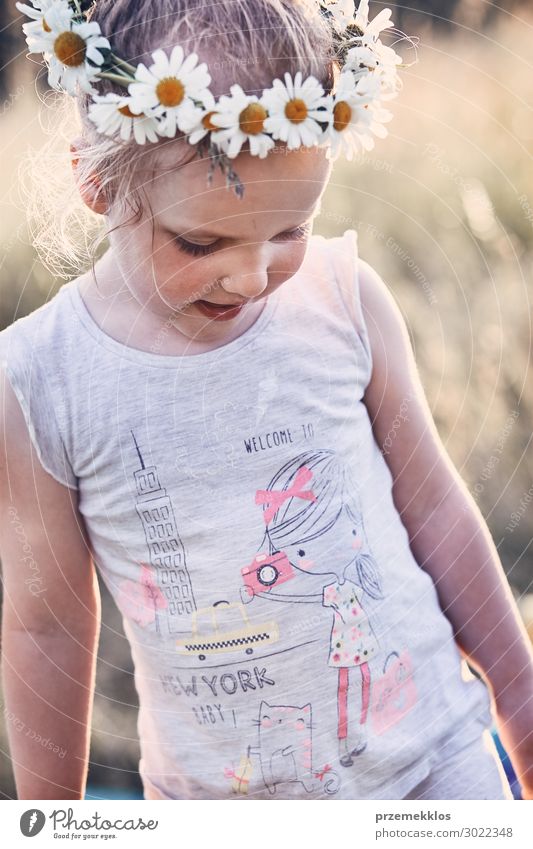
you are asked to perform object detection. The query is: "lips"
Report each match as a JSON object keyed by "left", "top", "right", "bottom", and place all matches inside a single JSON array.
[
  {"left": 195, "top": 299, "right": 245, "bottom": 320},
  {"left": 204, "top": 301, "right": 244, "bottom": 307}
]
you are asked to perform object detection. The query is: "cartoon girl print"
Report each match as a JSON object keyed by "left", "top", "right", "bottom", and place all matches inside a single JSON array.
[{"left": 242, "top": 449, "right": 384, "bottom": 768}]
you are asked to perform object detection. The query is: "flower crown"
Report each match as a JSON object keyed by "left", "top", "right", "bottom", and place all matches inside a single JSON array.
[{"left": 17, "top": 0, "right": 416, "bottom": 196}]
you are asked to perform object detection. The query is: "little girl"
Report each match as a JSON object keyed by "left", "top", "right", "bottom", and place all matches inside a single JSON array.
[{"left": 1, "top": 0, "right": 532, "bottom": 801}]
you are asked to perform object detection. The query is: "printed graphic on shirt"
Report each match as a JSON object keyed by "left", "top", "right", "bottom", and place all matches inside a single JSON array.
[
  {"left": 175, "top": 601, "right": 279, "bottom": 661},
  {"left": 131, "top": 430, "right": 196, "bottom": 634},
  {"left": 224, "top": 701, "right": 340, "bottom": 795},
  {"left": 118, "top": 562, "right": 168, "bottom": 635},
  {"left": 247, "top": 701, "right": 339, "bottom": 796},
  {"left": 371, "top": 649, "right": 418, "bottom": 735},
  {"left": 242, "top": 448, "right": 407, "bottom": 765},
  {"left": 125, "top": 437, "right": 419, "bottom": 784},
  {"left": 224, "top": 750, "right": 254, "bottom": 794}
]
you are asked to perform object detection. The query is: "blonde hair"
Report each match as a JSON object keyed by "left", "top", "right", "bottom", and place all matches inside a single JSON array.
[{"left": 22, "top": 0, "right": 337, "bottom": 278}]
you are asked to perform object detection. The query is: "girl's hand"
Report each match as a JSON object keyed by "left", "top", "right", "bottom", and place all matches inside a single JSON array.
[{"left": 493, "top": 676, "right": 533, "bottom": 800}]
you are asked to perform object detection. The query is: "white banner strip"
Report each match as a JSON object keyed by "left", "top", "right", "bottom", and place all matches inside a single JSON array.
[{"left": 2, "top": 799, "right": 532, "bottom": 848}]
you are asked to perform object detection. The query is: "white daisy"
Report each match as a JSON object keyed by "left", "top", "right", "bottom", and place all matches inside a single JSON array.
[
  {"left": 349, "top": 3, "right": 402, "bottom": 96},
  {"left": 349, "top": 79, "right": 394, "bottom": 150},
  {"left": 16, "top": 0, "right": 58, "bottom": 11},
  {"left": 366, "top": 100, "right": 394, "bottom": 140},
  {"left": 261, "top": 71, "right": 330, "bottom": 150},
  {"left": 323, "top": 0, "right": 395, "bottom": 43},
  {"left": 354, "top": 1, "right": 394, "bottom": 43},
  {"left": 207, "top": 85, "right": 275, "bottom": 159},
  {"left": 88, "top": 92, "right": 161, "bottom": 145},
  {"left": 16, "top": 0, "right": 64, "bottom": 34},
  {"left": 371, "top": 40, "right": 403, "bottom": 96},
  {"left": 323, "top": 0, "right": 355, "bottom": 32},
  {"left": 345, "top": 41, "right": 401, "bottom": 96},
  {"left": 128, "top": 46, "right": 212, "bottom": 138},
  {"left": 345, "top": 44, "right": 375, "bottom": 75},
  {"left": 178, "top": 89, "right": 219, "bottom": 145},
  {"left": 320, "top": 69, "right": 379, "bottom": 160},
  {"left": 19, "top": 2, "right": 110, "bottom": 94}
]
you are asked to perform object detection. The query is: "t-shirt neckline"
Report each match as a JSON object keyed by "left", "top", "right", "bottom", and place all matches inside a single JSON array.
[{"left": 67, "top": 277, "right": 280, "bottom": 369}]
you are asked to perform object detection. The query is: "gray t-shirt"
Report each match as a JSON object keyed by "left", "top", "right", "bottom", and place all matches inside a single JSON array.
[{"left": 0, "top": 230, "right": 493, "bottom": 799}]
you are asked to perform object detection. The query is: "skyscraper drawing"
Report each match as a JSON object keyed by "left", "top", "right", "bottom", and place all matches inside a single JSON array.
[{"left": 131, "top": 430, "right": 196, "bottom": 634}]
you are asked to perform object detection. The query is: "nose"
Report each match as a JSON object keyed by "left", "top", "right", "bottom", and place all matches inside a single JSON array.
[
  {"left": 222, "top": 270, "right": 269, "bottom": 301},
  {"left": 221, "top": 245, "right": 270, "bottom": 300}
]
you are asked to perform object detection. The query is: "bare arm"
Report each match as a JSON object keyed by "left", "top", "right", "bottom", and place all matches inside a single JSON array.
[
  {"left": 358, "top": 258, "right": 533, "bottom": 796},
  {"left": 0, "top": 366, "right": 101, "bottom": 800}
]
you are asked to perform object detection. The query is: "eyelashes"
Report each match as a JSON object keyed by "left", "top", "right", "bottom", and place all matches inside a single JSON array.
[
  {"left": 175, "top": 223, "right": 311, "bottom": 258},
  {"left": 174, "top": 236, "right": 218, "bottom": 258},
  {"left": 271, "top": 223, "right": 311, "bottom": 243}
]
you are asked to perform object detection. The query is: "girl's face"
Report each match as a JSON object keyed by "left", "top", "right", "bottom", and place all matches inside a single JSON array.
[
  {"left": 104, "top": 143, "right": 332, "bottom": 348},
  {"left": 283, "top": 506, "right": 364, "bottom": 581}
]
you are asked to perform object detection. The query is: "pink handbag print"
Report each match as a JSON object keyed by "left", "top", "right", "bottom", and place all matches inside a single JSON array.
[{"left": 371, "top": 649, "right": 418, "bottom": 735}]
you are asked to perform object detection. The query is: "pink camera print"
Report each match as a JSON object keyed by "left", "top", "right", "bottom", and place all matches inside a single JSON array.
[{"left": 241, "top": 551, "right": 295, "bottom": 598}]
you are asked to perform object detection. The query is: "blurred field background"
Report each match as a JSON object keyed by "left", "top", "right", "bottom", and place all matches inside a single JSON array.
[{"left": 1, "top": 1, "right": 532, "bottom": 799}]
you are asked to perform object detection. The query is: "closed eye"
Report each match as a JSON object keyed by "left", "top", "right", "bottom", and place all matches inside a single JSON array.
[
  {"left": 175, "top": 222, "right": 312, "bottom": 257},
  {"left": 270, "top": 223, "right": 311, "bottom": 243}
]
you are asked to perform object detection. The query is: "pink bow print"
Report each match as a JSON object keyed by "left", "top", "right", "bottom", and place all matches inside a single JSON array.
[{"left": 255, "top": 465, "right": 317, "bottom": 524}]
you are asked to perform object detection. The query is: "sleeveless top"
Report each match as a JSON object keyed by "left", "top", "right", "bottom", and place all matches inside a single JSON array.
[{"left": 0, "top": 229, "right": 493, "bottom": 800}]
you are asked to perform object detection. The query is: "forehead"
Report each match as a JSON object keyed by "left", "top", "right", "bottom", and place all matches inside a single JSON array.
[{"left": 145, "top": 142, "right": 332, "bottom": 233}]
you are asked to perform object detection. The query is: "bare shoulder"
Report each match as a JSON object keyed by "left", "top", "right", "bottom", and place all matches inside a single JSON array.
[
  {"left": 355, "top": 257, "right": 457, "bottom": 510},
  {"left": 356, "top": 255, "right": 416, "bottom": 403},
  {"left": 357, "top": 256, "right": 410, "bottom": 347},
  {"left": 0, "top": 366, "right": 99, "bottom": 635}
]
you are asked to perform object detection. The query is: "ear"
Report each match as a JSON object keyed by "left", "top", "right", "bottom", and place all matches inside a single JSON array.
[{"left": 70, "top": 139, "right": 108, "bottom": 215}]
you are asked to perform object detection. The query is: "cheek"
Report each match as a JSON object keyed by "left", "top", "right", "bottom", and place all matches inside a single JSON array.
[
  {"left": 153, "top": 241, "right": 220, "bottom": 299},
  {"left": 268, "top": 241, "right": 310, "bottom": 284}
]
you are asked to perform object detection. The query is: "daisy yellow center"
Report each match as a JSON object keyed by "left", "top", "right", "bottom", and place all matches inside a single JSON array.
[
  {"left": 333, "top": 100, "right": 352, "bottom": 132},
  {"left": 202, "top": 111, "right": 218, "bottom": 131},
  {"left": 239, "top": 102, "right": 267, "bottom": 135},
  {"left": 53, "top": 31, "right": 87, "bottom": 67},
  {"left": 118, "top": 104, "right": 137, "bottom": 118},
  {"left": 42, "top": 17, "right": 51, "bottom": 33},
  {"left": 156, "top": 77, "right": 185, "bottom": 108},
  {"left": 284, "top": 98, "right": 308, "bottom": 124}
]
